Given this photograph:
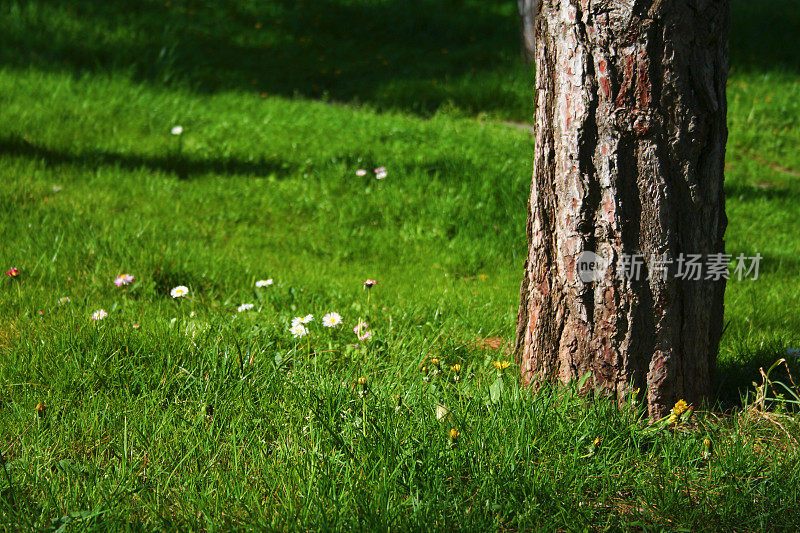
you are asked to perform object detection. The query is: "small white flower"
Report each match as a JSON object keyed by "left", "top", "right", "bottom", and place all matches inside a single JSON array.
[
  {"left": 322, "top": 312, "right": 342, "bottom": 327},
  {"left": 170, "top": 285, "right": 189, "bottom": 298},
  {"left": 171, "top": 125, "right": 183, "bottom": 135},
  {"left": 237, "top": 303, "right": 255, "bottom": 313},
  {"left": 114, "top": 273, "right": 135, "bottom": 287},
  {"left": 52, "top": 185, "right": 62, "bottom": 192},
  {"left": 58, "top": 297, "right": 71, "bottom": 304},
  {"left": 356, "top": 169, "right": 367, "bottom": 176},
  {"left": 255, "top": 279, "right": 274, "bottom": 287},
  {"left": 376, "top": 170, "right": 387, "bottom": 180},
  {"left": 91, "top": 309, "right": 108, "bottom": 321},
  {"left": 292, "top": 314, "right": 314, "bottom": 327},
  {"left": 290, "top": 323, "right": 308, "bottom": 338}
]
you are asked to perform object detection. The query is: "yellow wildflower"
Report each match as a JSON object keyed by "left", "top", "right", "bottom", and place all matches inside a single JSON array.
[
  {"left": 357, "top": 376, "right": 368, "bottom": 398},
  {"left": 451, "top": 364, "right": 461, "bottom": 373},
  {"left": 672, "top": 399, "right": 689, "bottom": 416},
  {"left": 449, "top": 428, "right": 459, "bottom": 441},
  {"left": 493, "top": 360, "right": 510, "bottom": 370}
]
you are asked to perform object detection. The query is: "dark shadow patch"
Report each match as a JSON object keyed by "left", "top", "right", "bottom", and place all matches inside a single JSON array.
[
  {"left": 0, "top": 135, "right": 296, "bottom": 180},
  {"left": 0, "top": 0, "right": 528, "bottom": 118},
  {"left": 724, "top": 181, "right": 798, "bottom": 202},
  {"left": 730, "top": 0, "right": 800, "bottom": 74},
  {"left": 715, "top": 340, "right": 800, "bottom": 411}
]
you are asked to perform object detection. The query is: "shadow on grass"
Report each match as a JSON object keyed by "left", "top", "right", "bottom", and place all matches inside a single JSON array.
[
  {"left": 0, "top": 135, "right": 295, "bottom": 179},
  {"left": 715, "top": 340, "right": 800, "bottom": 411},
  {"left": 0, "top": 0, "right": 527, "bottom": 118},
  {"left": 724, "top": 181, "right": 799, "bottom": 202},
  {"left": 0, "top": 0, "right": 795, "bottom": 122},
  {"left": 729, "top": 0, "right": 800, "bottom": 74}
]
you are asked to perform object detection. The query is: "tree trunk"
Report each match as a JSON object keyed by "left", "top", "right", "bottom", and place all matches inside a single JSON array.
[
  {"left": 518, "top": 0, "right": 538, "bottom": 63},
  {"left": 515, "top": 0, "right": 729, "bottom": 418}
]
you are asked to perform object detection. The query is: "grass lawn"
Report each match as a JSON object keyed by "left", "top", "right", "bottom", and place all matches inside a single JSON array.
[{"left": 1, "top": 0, "right": 799, "bottom": 529}]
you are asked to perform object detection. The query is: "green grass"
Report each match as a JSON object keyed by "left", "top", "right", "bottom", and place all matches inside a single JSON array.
[{"left": 1, "top": 0, "right": 800, "bottom": 529}]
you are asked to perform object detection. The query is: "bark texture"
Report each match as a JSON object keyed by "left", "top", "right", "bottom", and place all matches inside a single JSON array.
[
  {"left": 515, "top": 0, "right": 729, "bottom": 418},
  {"left": 518, "top": 0, "right": 539, "bottom": 62}
]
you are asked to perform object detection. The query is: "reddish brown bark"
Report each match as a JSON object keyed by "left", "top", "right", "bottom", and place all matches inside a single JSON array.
[{"left": 515, "top": 0, "right": 729, "bottom": 418}]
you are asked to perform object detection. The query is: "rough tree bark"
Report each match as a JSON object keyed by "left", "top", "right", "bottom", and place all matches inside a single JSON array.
[
  {"left": 518, "top": 0, "right": 538, "bottom": 63},
  {"left": 515, "top": 0, "right": 729, "bottom": 418}
]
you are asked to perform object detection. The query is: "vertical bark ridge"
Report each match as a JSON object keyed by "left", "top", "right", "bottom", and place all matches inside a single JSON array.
[{"left": 516, "top": 0, "right": 729, "bottom": 418}]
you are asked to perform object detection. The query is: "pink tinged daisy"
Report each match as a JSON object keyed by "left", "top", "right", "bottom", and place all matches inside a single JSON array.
[
  {"left": 237, "top": 303, "right": 255, "bottom": 313},
  {"left": 170, "top": 285, "right": 189, "bottom": 298},
  {"left": 255, "top": 279, "right": 273, "bottom": 287},
  {"left": 363, "top": 279, "right": 377, "bottom": 289},
  {"left": 354, "top": 320, "right": 371, "bottom": 341},
  {"left": 376, "top": 170, "right": 387, "bottom": 180},
  {"left": 132, "top": 324, "right": 140, "bottom": 329},
  {"left": 322, "top": 312, "right": 342, "bottom": 327},
  {"left": 114, "top": 273, "right": 135, "bottom": 287},
  {"left": 356, "top": 169, "right": 367, "bottom": 176},
  {"left": 91, "top": 309, "right": 108, "bottom": 321},
  {"left": 5, "top": 267, "right": 19, "bottom": 277},
  {"left": 290, "top": 323, "right": 308, "bottom": 338},
  {"left": 374, "top": 167, "right": 386, "bottom": 174}
]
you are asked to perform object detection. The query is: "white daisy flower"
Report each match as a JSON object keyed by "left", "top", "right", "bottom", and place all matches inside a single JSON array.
[
  {"left": 171, "top": 125, "right": 183, "bottom": 135},
  {"left": 58, "top": 297, "right": 71, "bottom": 304},
  {"left": 300, "top": 314, "right": 314, "bottom": 324},
  {"left": 376, "top": 170, "right": 387, "bottom": 180},
  {"left": 114, "top": 273, "right": 135, "bottom": 287},
  {"left": 170, "top": 285, "right": 189, "bottom": 298},
  {"left": 237, "top": 303, "right": 255, "bottom": 313},
  {"left": 322, "top": 312, "right": 342, "bottom": 327},
  {"left": 289, "top": 323, "right": 308, "bottom": 338},
  {"left": 356, "top": 169, "right": 367, "bottom": 176},
  {"left": 90, "top": 309, "right": 108, "bottom": 321},
  {"left": 255, "top": 279, "right": 274, "bottom": 287}
]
